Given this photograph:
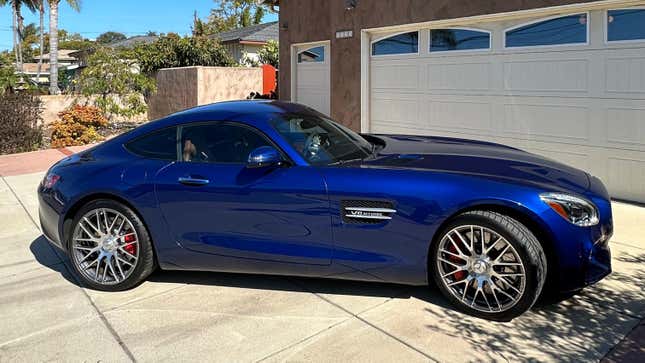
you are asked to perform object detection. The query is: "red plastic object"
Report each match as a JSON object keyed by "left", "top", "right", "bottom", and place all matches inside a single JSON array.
[{"left": 262, "top": 64, "right": 277, "bottom": 95}]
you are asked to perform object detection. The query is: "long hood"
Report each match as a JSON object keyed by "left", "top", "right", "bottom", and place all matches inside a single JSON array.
[{"left": 361, "top": 134, "right": 590, "bottom": 191}]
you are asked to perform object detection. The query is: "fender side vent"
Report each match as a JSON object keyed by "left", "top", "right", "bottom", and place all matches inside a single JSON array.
[{"left": 341, "top": 200, "right": 396, "bottom": 224}]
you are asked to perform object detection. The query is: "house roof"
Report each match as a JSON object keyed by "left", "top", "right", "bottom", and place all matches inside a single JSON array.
[
  {"left": 107, "top": 35, "right": 159, "bottom": 49},
  {"left": 21, "top": 63, "right": 51, "bottom": 74},
  {"left": 33, "top": 49, "right": 78, "bottom": 62},
  {"left": 211, "top": 21, "right": 278, "bottom": 44}
]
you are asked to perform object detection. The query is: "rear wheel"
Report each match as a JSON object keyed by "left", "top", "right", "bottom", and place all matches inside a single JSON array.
[
  {"left": 430, "top": 210, "right": 547, "bottom": 321},
  {"left": 68, "top": 199, "right": 156, "bottom": 291}
]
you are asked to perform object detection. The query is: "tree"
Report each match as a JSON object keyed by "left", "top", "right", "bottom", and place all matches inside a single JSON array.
[
  {"left": 35, "top": 0, "right": 45, "bottom": 79},
  {"left": 0, "top": 52, "right": 18, "bottom": 93},
  {"left": 131, "top": 34, "right": 236, "bottom": 75},
  {"left": 96, "top": 31, "right": 127, "bottom": 44},
  {"left": 18, "top": 23, "right": 39, "bottom": 62},
  {"left": 205, "top": 0, "right": 270, "bottom": 34},
  {"left": 48, "top": 0, "right": 81, "bottom": 95},
  {"left": 192, "top": 10, "right": 207, "bottom": 37},
  {"left": 257, "top": 40, "right": 278, "bottom": 67},
  {"left": 77, "top": 47, "right": 156, "bottom": 118},
  {"left": 1, "top": 0, "right": 38, "bottom": 71}
]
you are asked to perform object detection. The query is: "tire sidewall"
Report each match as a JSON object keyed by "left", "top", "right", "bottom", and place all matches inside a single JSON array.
[
  {"left": 430, "top": 212, "right": 544, "bottom": 321},
  {"left": 67, "top": 199, "right": 154, "bottom": 291}
]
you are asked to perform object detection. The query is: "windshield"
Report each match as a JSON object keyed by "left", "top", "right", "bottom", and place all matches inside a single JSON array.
[{"left": 269, "top": 113, "right": 373, "bottom": 165}]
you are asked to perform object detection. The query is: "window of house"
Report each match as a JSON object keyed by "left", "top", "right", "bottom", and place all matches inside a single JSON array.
[
  {"left": 505, "top": 13, "right": 588, "bottom": 48},
  {"left": 372, "top": 31, "right": 419, "bottom": 56},
  {"left": 298, "top": 46, "right": 325, "bottom": 63},
  {"left": 180, "top": 123, "right": 271, "bottom": 163},
  {"left": 607, "top": 9, "right": 645, "bottom": 42},
  {"left": 125, "top": 127, "right": 177, "bottom": 160},
  {"left": 430, "top": 28, "right": 491, "bottom": 52}
]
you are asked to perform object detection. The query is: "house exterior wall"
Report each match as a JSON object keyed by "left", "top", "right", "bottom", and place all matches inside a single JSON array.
[
  {"left": 278, "top": 0, "right": 604, "bottom": 130},
  {"left": 147, "top": 66, "right": 263, "bottom": 120}
]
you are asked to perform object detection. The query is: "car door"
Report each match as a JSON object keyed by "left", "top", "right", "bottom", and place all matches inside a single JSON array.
[{"left": 153, "top": 121, "right": 333, "bottom": 268}]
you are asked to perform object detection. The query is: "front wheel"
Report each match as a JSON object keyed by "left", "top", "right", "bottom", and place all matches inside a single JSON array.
[
  {"left": 67, "top": 199, "right": 156, "bottom": 291},
  {"left": 430, "top": 210, "right": 547, "bottom": 321}
]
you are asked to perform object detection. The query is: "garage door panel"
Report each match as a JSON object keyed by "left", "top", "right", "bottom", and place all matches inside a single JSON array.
[
  {"left": 428, "top": 99, "right": 493, "bottom": 133},
  {"left": 608, "top": 156, "right": 645, "bottom": 202},
  {"left": 427, "top": 62, "right": 492, "bottom": 91},
  {"left": 371, "top": 93, "right": 421, "bottom": 126},
  {"left": 502, "top": 103, "right": 590, "bottom": 142},
  {"left": 606, "top": 56, "right": 645, "bottom": 95},
  {"left": 371, "top": 63, "right": 420, "bottom": 90},
  {"left": 503, "top": 59, "right": 589, "bottom": 93},
  {"left": 606, "top": 107, "right": 645, "bottom": 151},
  {"left": 296, "top": 67, "right": 329, "bottom": 88}
]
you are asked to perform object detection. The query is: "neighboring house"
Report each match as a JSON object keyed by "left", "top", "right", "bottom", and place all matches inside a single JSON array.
[
  {"left": 211, "top": 21, "right": 278, "bottom": 64},
  {"left": 70, "top": 35, "right": 159, "bottom": 67},
  {"left": 278, "top": 0, "right": 645, "bottom": 204},
  {"left": 20, "top": 62, "right": 51, "bottom": 85},
  {"left": 23, "top": 49, "right": 80, "bottom": 86}
]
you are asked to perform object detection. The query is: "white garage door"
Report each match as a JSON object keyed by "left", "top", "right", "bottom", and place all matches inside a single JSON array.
[
  {"left": 294, "top": 42, "right": 331, "bottom": 115},
  {"left": 369, "top": 8, "right": 645, "bottom": 203}
]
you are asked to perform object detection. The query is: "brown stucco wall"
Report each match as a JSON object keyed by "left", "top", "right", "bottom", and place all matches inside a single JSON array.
[
  {"left": 148, "top": 66, "right": 263, "bottom": 120},
  {"left": 279, "top": 0, "right": 601, "bottom": 130}
]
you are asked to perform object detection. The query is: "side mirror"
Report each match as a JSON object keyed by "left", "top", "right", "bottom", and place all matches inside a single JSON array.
[{"left": 247, "top": 146, "right": 283, "bottom": 168}]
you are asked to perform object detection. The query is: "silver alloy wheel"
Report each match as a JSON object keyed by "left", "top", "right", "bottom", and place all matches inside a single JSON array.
[
  {"left": 71, "top": 208, "right": 140, "bottom": 285},
  {"left": 436, "top": 224, "right": 526, "bottom": 313}
]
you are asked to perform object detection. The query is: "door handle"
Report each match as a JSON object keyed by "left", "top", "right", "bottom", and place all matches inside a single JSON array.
[{"left": 178, "top": 177, "right": 210, "bottom": 186}]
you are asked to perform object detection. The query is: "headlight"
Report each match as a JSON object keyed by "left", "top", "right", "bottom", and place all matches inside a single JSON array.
[{"left": 540, "top": 193, "right": 599, "bottom": 227}]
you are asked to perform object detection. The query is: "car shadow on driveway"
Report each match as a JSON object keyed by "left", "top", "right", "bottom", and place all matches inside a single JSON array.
[{"left": 28, "top": 234, "right": 455, "bottom": 310}]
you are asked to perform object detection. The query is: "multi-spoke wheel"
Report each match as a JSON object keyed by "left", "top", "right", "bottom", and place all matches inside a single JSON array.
[
  {"left": 68, "top": 199, "right": 156, "bottom": 291},
  {"left": 431, "top": 210, "right": 547, "bottom": 321}
]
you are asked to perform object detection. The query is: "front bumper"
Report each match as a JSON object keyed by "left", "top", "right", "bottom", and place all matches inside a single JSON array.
[{"left": 38, "top": 187, "right": 64, "bottom": 249}]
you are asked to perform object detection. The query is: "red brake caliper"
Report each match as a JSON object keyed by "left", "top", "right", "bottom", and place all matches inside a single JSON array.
[
  {"left": 123, "top": 233, "right": 137, "bottom": 255},
  {"left": 448, "top": 242, "right": 467, "bottom": 281}
]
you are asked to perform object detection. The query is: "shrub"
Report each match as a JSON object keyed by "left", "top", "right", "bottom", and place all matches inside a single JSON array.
[
  {"left": 131, "top": 34, "right": 237, "bottom": 74},
  {"left": 76, "top": 47, "right": 156, "bottom": 119},
  {"left": 257, "top": 40, "right": 279, "bottom": 68},
  {"left": 0, "top": 93, "right": 43, "bottom": 154},
  {"left": 50, "top": 105, "right": 108, "bottom": 148}
]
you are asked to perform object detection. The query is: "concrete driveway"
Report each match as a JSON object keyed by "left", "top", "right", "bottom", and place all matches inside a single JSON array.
[{"left": 1, "top": 171, "right": 643, "bottom": 362}]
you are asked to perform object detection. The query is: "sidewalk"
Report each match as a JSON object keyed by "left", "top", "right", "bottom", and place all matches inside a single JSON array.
[{"left": 0, "top": 145, "right": 95, "bottom": 176}]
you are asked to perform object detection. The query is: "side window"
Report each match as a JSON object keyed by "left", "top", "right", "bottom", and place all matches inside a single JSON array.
[
  {"left": 125, "top": 127, "right": 177, "bottom": 160},
  {"left": 607, "top": 9, "right": 645, "bottom": 42},
  {"left": 505, "top": 14, "right": 588, "bottom": 48},
  {"left": 430, "top": 28, "right": 491, "bottom": 52},
  {"left": 372, "top": 31, "right": 419, "bottom": 56},
  {"left": 298, "top": 46, "right": 325, "bottom": 63},
  {"left": 180, "top": 123, "right": 271, "bottom": 163}
]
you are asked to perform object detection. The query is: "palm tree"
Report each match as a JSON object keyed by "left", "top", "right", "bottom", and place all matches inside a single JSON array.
[
  {"left": 48, "top": 0, "right": 80, "bottom": 94},
  {"left": 1, "top": 0, "right": 37, "bottom": 72},
  {"left": 34, "top": 0, "right": 45, "bottom": 79}
]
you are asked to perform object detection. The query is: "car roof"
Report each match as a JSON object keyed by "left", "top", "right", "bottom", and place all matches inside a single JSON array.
[{"left": 170, "top": 100, "right": 314, "bottom": 120}]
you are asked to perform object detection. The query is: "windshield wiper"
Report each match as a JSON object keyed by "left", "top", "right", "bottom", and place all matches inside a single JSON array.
[{"left": 328, "top": 157, "right": 363, "bottom": 166}]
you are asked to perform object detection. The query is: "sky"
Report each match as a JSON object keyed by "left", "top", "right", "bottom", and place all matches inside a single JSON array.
[{"left": 0, "top": 0, "right": 278, "bottom": 51}]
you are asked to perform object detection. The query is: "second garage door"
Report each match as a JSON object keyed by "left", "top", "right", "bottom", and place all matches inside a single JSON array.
[{"left": 369, "top": 8, "right": 645, "bottom": 203}]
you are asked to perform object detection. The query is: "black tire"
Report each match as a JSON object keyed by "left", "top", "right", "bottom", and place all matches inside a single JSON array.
[
  {"left": 430, "top": 210, "right": 547, "bottom": 321},
  {"left": 67, "top": 199, "right": 156, "bottom": 291}
]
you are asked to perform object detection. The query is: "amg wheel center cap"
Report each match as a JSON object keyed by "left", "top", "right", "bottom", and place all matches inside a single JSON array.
[
  {"left": 472, "top": 260, "right": 488, "bottom": 274},
  {"left": 102, "top": 236, "right": 118, "bottom": 252}
]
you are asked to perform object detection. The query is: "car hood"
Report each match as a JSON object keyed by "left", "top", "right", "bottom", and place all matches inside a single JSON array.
[{"left": 360, "top": 134, "right": 590, "bottom": 191}]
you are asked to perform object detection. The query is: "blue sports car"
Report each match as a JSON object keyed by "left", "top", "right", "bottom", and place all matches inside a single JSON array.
[{"left": 38, "top": 100, "right": 612, "bottom": 321}]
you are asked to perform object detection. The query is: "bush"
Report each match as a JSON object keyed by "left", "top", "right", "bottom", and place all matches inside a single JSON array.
[
  {"left": 131, "top": 34, "right": 237, "bottom": 74},
  {"left": 0, "top": 93, "right": 43, "bottom": 154},
  {"left": 50, "top": 105, "right": 108, "bottom": 148},
  {"left": 76, "top": 47, "right": 156, "bottom": 118},
  {"left": 257, "top": 40, "right": 279, "bottom": 68}
]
